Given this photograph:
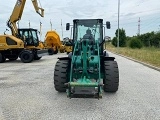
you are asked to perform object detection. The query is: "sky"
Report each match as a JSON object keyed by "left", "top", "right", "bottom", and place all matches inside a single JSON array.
[{"left": 0, "top": 0, "right": 160, "bottom": 41}]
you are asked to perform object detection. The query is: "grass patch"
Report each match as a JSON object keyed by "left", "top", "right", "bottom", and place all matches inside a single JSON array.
[{"left": 105, "top": 43, "right": 160, "bottom": 68}]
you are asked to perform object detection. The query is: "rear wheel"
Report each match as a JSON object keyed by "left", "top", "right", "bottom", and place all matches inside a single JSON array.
[
  {"left": 48, "top": 48, "right": 54, "bottom": 55},
  {"left": 54, "top": 48, "right": 58, "bottom": 54},
  {"left": 103, "top": 61, "right": 119, "bottom": 92},
  {"left": 60, "top": 49, "right": 64, "bottom": 53},
  {"left": 0, "top": 53, "right": 6, "bottom": 63},
  {"left": 20, "top": 51, "right": 34, "bottom": 63},
  {"left": 54, "top": 60, "right": 70, "bottom": 92}
]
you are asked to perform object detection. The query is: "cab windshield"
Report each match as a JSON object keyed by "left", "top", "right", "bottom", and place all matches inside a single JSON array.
[
  {"left": 73, "top": 19, "right": 103, "bottom": 43},
  {"left": 18, "top": 29, "right": 39, "bottom": 46}
]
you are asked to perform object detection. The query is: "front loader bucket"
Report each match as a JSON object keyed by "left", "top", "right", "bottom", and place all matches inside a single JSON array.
[
  {"left": 67, "top": 86, "right": 103, "bottom": 99},
  {"left": 66, "top": 77, "right": 103, "bottom": 99}
]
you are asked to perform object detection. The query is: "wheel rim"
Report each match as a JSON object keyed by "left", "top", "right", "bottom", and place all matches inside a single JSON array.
[{"left": 23, "top": 54, "right": 30, "bottom": 60}]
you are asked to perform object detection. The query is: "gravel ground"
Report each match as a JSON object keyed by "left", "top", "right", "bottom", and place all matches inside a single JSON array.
[{"left": 0, "top": 53, "right": 160, "bottom": 120}]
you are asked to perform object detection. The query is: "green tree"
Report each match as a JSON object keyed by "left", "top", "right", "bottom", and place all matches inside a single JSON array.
[
  {"left": 129, "top": 37, "right": 143, "bottom": 49},
  {"left": 112, "top": 28, "right": 127, "bottom": 47},
  {"left": 137, "top": 32, "right": 155, "bottom": 47},
  {"left": 152, "top": 32, "right": 160, "bottom": 48},
  {"left": 111, "top": 37, "right": 117, "bottom": 47}
]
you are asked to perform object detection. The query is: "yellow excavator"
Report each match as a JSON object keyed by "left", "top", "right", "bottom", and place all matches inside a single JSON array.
[{"left": 0, "top": 0, "right": 48, "bottom": 63}]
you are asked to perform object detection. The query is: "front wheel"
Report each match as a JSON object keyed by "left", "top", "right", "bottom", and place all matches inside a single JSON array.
[
  {"left": 54, "top": 60, "right": 70, "bottom": 92},
  {"left": 20, "top": 51, "right": 34, "bottom": 63},
  {"left": 103, "top": 61, "right": 119, "bottom": 92},
  {"left": 54, "top": 48, "right": 58, "bottom": 54},
  {"left": 48, "top": 48, "right": 54, "bottom": 55}
]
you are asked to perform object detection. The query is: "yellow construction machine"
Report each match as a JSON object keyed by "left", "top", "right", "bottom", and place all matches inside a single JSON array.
[
  {"left": 0, "top": 0, "right": 48, "bottom": 63},
  {"left": 44, "top": 30, "right": 65, "bottom": 55},
  {"left": 63, "top": 37, "right": 72, "bottom": 54}
]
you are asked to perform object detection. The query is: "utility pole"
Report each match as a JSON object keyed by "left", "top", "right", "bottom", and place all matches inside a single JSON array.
[
  {"left": 29, "top": 20, "right": 30, "bottom": 28},
  {"left": 50, "top": 19, "right": 52, "bottom": 31},
  {"left": 61, "top": 19, "right": 63, "bottom": 39},
  {"left": 159, "top": 25, "right": 160, "bottom": 48},
  {"left": 117, "top": 0, "right": 120, "bottom": 52},
  {"left": 40, "top": 22, "right": 42, "bottom": 41},
  {"left": 138, "top": 17, "right": 140, "bottom": 35}
]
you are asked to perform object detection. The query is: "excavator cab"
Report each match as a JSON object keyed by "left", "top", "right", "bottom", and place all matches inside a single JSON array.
[
  {"left": 18, "top": 28, "right": 39, "bottom": 47},
  {"left": 0, "top": 0, "right": 47, "bottom": 63}
]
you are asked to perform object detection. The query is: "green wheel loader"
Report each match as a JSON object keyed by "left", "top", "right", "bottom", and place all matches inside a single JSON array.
[{"left": 54, "top": 19, "right": 119, "bottom": 99}]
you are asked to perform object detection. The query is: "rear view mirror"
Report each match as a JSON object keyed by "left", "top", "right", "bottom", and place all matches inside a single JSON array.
[
  {"left": 106, "top": 21, "right": 110, "bottom": 29},
  {"left": 66, "top": 23, "right": 70, "bottom": 30}
]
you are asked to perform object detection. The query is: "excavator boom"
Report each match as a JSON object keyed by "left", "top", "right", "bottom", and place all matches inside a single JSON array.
[
  {"left": 31, "top": 0, "right": 44, "bottom": 17},
  {"left": 7, "top": 0, "right": 44, "bottom": 37},
  {"left": 0, "top": 0, "right": 48, "bottom": 63}
]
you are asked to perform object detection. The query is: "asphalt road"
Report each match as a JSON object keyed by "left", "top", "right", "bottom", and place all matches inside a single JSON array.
[{"left": 0, "top": 53, "right": 160, "bottom": 120}]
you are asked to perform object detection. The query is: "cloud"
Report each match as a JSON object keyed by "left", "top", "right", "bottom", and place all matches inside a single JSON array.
[{"left": 0, "top": 0, "right": 160, "bottom": 40}]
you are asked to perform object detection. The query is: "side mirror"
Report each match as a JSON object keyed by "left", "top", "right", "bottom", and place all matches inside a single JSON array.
[
  {"left": 106, "top": 21, "right": 111, "bottom": 29},
  {"left": 66, "top": 23, "right": 70, "bottom": 30}
]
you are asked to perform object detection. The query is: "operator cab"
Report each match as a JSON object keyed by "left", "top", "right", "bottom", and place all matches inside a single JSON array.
[
  {"left": 66, "top": 19, "right": 111, "bottom": 56},
  {"left": 73, "top": 19, "right": 103, "bottom": 44},
  {"left": 72, "top": 19, "right": 104, "bottom": 55},
  {"left": 18, "top": 28, "right": 39, "bottom": 47}
]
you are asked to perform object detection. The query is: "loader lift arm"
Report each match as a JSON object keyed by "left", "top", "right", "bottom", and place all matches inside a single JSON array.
[{"left": 7, "top": 0, "right": 44, "bottom": 37}]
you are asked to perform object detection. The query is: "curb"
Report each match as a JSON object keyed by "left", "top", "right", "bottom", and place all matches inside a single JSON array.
[{"left": 109, "top": 51, "right": 160, "bottom": 72}]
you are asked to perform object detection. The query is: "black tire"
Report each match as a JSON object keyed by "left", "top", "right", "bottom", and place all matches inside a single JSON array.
[
  {"left": 103, "top": 61, "right": 119, "bottom": 92},
  {"left": 60, "top": 49, "right": 64, "bottom": 53},
  {"left": 48, "top": 48, "right": 54, "bottom": 55},
  {"left": 8, "top": 55, "right": 18, "bottom": 61},
  {"left": 0, "top": 53, "right": 6, "bottom": 63},
  {"left": 54, "top": 48, "right": 58, "bottom": 54},
  {"left": 20, "top": 51, "right": 34, "bottom": 63},
  {"left": 54, "top": 60, "right": 70, "bottom": 92}
]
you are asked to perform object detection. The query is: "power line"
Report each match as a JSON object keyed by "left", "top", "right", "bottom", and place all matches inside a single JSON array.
[{"left": 141, "top": 17, "right": 160, "bottom": 30}]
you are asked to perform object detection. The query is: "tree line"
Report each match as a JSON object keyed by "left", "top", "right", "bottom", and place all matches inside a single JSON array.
[{"left": 111, "top": 28, "right": 160, "bottom": 48}]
